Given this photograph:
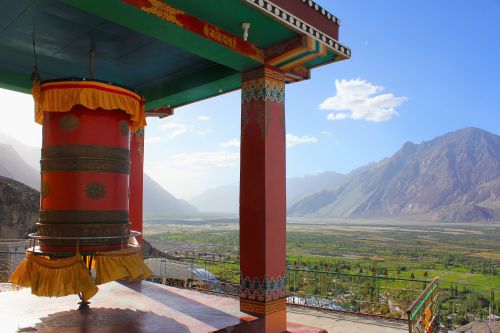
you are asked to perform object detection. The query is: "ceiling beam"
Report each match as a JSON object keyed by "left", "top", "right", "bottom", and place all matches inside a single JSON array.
[
  {"left": 122, "top": 0, "right": 264, "bottom": 63},
  {"left": 142, "top": 64, "right": 240, "bottom": 111},
  {"left": 266, "top": 35, "right": 326, "bottom": 71},
  {"left": 146, "top": 106, "right": 173, "bottom": 118},
  {"left": 0, "top": 67, "right": 32, "bottom": 94},
  {"left": 60, "top": 0, "right": 264, "bottom": 72}
]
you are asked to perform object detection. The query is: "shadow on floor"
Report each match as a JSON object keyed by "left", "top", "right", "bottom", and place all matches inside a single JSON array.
[
  {"left": 121, "top": 281, "right": 244, "bottom": 328},
  {"left": 17, "top": 307, "right": 190, "bottom": 333}
]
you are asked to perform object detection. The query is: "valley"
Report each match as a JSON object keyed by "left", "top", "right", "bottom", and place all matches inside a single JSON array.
[
  {"left": 145, "top": 218, "right": 500, "bottom": 326},
  {"left": 144, "top": 218, "right": 500, "bottom": 290}
]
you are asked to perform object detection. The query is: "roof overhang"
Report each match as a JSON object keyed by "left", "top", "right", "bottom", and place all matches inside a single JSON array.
[{"left": 0, "top": 0, "right": 350, "bottom": 114}]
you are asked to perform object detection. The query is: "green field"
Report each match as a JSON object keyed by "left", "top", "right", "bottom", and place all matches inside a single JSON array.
[
  {"left": 144, "top": 218, "right": 500, "bottom": 326},
  {"left": 145, "top": 219, "right": 500, "bottom": 289}
]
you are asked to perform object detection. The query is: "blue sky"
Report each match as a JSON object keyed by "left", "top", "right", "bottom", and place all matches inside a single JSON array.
[{"left": 1, "top": 0, "right": 499, "bottom": 199}]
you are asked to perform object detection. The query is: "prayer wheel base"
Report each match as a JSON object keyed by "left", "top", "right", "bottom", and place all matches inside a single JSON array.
[{"left": 38, "top": 243, "right": 130, "bottom": 255}]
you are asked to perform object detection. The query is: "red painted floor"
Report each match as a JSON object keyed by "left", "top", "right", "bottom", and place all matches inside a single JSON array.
[{"left": 0, "top": 281, "right": 326, "bottom": 333}]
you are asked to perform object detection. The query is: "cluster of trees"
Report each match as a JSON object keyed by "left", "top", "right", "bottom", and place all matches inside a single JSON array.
[
  {"left": 439, "top": 285, "right": 499, "bottom": 327},
  {"left": 390, "top": 249, "right": 499, "bottom": 276},
  {"left": 434, "top": 253, "right": 498, "bottom": 275}
]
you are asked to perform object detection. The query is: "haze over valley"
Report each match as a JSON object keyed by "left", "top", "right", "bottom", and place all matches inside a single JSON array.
[
  {"left": 0, "top": 127, "right": 498, "bottom": 227},
  {"left": 193, "top": 127, "right": 500, "bottom": 222}
]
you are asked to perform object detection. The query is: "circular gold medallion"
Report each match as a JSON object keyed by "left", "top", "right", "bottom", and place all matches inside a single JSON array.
[
  {"left": 119, "top": 120, "right": 130, "bottom": 136},
  {"left": 59, "top": 114, "right": 80, "bottom": 132},
  {"left": 85, "top": 182, "right": 107, "bottom": 200}
]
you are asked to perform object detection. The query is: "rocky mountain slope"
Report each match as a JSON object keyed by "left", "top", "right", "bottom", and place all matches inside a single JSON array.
[
  {"left": 190, "top": 171, "right": 346, "bottom": 214},
  {"left": 0, "top": 143, "right": 39, "bottom": 190},
  {"left": 0, "top": 132, "right": 40, "bottom": 171},
  {"left": 289, "top": 128, "right": 500, "bottom": 222},
  {"left": 143, "top": 174, "right": 198, "bottom": 217},
  {"left": 287, "top": 172, "right": 346, "bottom": 205},
  {"left": 0, "top": 176, "right": 38, "bottom": 238},
  {"left": 190, "top": 183, "right": 239, "bottom": 214}
]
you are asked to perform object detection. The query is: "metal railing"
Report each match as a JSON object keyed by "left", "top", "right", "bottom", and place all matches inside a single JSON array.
[
  {"left": 0, "top": 240, "right": 29, "bottom": 283},
  {"left": 286, "top": 265, "right": 426, "bottom": 319},
  {"left": 406, "top": 277, "right": 440, "bottom": 333},
  {"left": 144, "top": 249, "right": 432, "bottom": 320}
]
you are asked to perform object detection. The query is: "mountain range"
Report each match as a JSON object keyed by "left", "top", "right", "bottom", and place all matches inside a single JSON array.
[
  {"left": 190, "top": 171, "right": 346, "bottom": 214},
  {"left": 0, "top": 133, "right": 197, "bottom": 217},
  {"left": 288, "top": 128, "right": 500, "bottom": 222},
  {"left": 0, "top": 127, "right": 498, "bottom": 222},
  {"left": 0, "top": 141, "right": 39, "bottom": 190},
  {"left": 143, "top": 174, "right": 197, "bottom": 217}
]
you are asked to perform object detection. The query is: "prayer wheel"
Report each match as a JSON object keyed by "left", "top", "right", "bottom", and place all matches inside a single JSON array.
[
  {"left": 35, "top": 80, "right": 145, "bottom": 254},
  {"left": 8, "top": 80, "right": 151, "bottom": 303}
]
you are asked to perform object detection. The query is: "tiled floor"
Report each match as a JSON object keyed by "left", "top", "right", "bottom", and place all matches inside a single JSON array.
[
  {"left": 287, "top": 308, "right": 406, "bottom": 333},
  {"left": 0, "top": 281, "right": 327, "bottom": 332},
  {"left": 2, "top": 281, "right": 240, "bottom": 332}
]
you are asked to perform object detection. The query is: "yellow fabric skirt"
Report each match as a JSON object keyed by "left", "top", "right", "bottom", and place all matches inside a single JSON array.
[
  {"left": 9, "top": 246, "right": 152, "bottom": 299},
  {"left": 94, "top": 246, "right": 153, "bottom": 285},
  {"left": 9, "top": 251, "right": 98, "bottom": 300}
]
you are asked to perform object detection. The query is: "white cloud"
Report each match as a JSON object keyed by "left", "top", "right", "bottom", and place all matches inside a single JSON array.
[
  {"left": 146, "top": 149, "right": 240, "bottom": 198},
  {"left": 220, "top": 138, "right": 241, "bottom": 149},
  {"left": 321, "top": 130, "right": 333, "bottom": 136},
  {"left": 172, "top": 151, "right": 239, "bottom": 169},
  {"left": 159, "top": 120, "right": 212, "bottom": 137},
  {"left": 145, "top": 162, "right": 206, "bottom": 199},
  {"left": 197, "top": 115, "right": 211, "bottom": 121},
  {"left": 286, "top": 134, "right": 318, "bottom": 148},
  {"left": 320, "top": 78, "right": 407, "bottom": 122},
  {"left": 160, "top": 122, "right": 190, "bottom": 138},
  {"left": 326, "top": 113, "right": 348, "bottom": 120},
  {"left": 145, "top": 150, "right": 239, "bottom": 199},
  {"left": 220, "top": 135, "right": 317, "bottom": 149}
]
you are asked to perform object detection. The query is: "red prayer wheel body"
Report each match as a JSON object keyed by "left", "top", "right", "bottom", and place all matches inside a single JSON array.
[{"left": 38, "top": 105, "right": 131, "bottom": 254}]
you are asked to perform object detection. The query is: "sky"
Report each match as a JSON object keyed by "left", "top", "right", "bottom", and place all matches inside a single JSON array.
[{"left": 0, "top": 0, "right": 499, "bottom": 199}]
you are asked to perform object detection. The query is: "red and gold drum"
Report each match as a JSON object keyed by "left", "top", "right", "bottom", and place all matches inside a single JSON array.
[{"left": 35, "top": 80, "right": 145, "bottom": 254}]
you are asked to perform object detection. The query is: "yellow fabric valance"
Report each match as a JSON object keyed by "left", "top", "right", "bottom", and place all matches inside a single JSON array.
[
  {"left": 94, "top": 246, "right": 153, "bottom": 285},
  {"left": 9, "top": 246, "right": 152, "bottom": 299},
  {"left": 33, "top": 80, "right": 146, "bottom": 131},
  {"left": 9, "top": 250, "right": 98, "bottom": 300}
]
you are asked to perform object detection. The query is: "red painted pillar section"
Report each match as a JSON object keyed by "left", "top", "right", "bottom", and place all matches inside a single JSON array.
[
  {"left": 130, "top": 127, "right": 145, "bottom": 245},
  {"left": 239, "top": 66, "right": 287, "bottom": 332}
]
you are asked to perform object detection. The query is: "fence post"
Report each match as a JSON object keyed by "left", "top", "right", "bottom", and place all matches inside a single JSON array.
[
  {"left": 407, "top": 312, "right": 412, "bottom": 333},
  {"left": 293, "top": 265, "right": 297, "bottom": 294}
]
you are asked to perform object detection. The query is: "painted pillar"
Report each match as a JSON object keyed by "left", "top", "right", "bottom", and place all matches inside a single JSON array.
[
  {"left": 239, "top": 66, "right": 287, "bottom": 332},
  {"left": 129, "top": 127, "right": 145, "bottom": 245}
]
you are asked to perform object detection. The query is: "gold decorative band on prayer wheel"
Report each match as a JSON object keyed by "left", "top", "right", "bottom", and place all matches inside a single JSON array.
[
  {"left": 36, "top": 223, "right": 131, "bottom": 237},
  {"left": 40, "top": 157, "right": 130, "bottom": 174},
  {"left": 39, "top": 210, "right": 129, "bottom": 224},
  {"left": 41, "top": 145, "right": 130, "bottom": 160}
]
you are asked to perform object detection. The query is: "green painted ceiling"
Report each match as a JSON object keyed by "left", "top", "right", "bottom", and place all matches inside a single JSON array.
[{"left": 0, "top": 0, "right": 344, "bottom": 110}]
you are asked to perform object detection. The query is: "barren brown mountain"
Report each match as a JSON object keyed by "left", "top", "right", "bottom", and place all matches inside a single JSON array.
[{"left": 289, "top": 128, "right": 500, "bottom": 222}]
